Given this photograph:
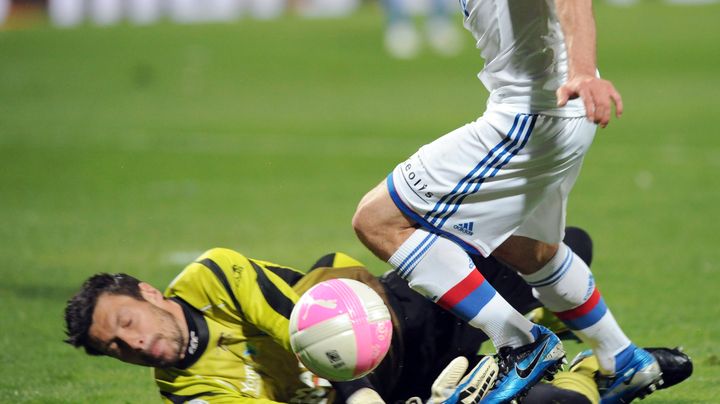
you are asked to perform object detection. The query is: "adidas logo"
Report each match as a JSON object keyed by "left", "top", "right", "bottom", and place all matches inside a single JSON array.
[{"left": 453, "top": 222, "right": 474, "bottom": 235}]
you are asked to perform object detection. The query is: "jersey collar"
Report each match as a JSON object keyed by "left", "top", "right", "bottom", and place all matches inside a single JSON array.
[{"left": 171, "top": 297, "right": 209, "bottom": 369}]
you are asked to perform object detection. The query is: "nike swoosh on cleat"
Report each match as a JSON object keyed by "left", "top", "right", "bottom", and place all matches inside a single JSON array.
[{"left": 515, "top": 340, "right": 549, "bottom": 379}]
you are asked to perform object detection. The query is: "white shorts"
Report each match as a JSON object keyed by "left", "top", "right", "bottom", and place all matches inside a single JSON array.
[{"left": 388, "top": 108, "right": 596, "bottom": 257}]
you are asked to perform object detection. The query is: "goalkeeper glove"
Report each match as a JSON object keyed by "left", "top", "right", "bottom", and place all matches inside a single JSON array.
[
  {"left": 347, "top": 387, "right": 385, "bottom": 404},
  {"left": 427, "top": 356, "right": 499, "bottom": 404}
]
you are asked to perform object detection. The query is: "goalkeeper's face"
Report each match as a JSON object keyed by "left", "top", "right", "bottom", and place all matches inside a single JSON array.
[{"left": 88, "top": 289, "right": 186, "bottom": 368}]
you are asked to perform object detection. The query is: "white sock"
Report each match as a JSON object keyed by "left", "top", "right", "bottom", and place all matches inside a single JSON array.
[
  {"left": 521, "top": 243, "right": 631, "bottom": 372},
  {"left": 389, "top": 228, "right": 534, "bottom": 349}
]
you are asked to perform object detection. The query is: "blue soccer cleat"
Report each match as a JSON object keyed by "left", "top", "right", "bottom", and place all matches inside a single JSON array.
[
  {"left": 570, "top": 344, "right": 663, "bottom": 404},
  {"left": 481, "top": 325, "right": 566, "bottom": 404}
]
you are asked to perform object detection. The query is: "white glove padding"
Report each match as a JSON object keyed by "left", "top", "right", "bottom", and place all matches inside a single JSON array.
[
  {"left": 428, "top": 356, "right": 499, "bottom": 404},
  {"left": 346, "top": 387, "right": 385, "bottom": 404}
]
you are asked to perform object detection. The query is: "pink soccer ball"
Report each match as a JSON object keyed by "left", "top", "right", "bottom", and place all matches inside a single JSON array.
[{"left": 289, "top": 278, "right": 393, "bottom": 381}]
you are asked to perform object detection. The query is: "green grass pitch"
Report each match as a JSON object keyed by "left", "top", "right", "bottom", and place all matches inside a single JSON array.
[{"left": 1, "top": 2, "right": 719, "bottom": 402}]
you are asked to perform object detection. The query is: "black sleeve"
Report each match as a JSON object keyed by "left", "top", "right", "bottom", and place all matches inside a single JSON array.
[
  {"left": 331, "top": 378, "right": 375, "bottom": 403},
  {"left": 471, "top": 254, "right": 540, "bottom": 315}
]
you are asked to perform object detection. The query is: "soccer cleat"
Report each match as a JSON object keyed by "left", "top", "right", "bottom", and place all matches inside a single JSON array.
[
  {"left": 568, "top": 346, "right": 692, "bottom": 402},
  {"left": 644, "top": 347, "right": 692, "bottom": 389},
  {"left": 481, "top": 325, "right": 566, "bottom": 404},
  {"left": 570, "top": 345, "right": 663, "bottom": 404}
]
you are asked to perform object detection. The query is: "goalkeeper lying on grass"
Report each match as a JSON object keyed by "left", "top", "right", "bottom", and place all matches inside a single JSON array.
[{"left": 64, "top": 227, "right": 691, "bottom": 403}]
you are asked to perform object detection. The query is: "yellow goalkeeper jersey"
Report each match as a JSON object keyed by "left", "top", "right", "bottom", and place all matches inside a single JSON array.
[{"left": 155, "top": 247, "right": 330, "bottom": 404}]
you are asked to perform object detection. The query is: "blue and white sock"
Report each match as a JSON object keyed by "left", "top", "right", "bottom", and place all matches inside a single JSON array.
[
  {"left": 389, "top": 228, "right": 534, "bottom": 349},
  {"left": 521, "top": 242, "right": 632, "bottom": 373}
]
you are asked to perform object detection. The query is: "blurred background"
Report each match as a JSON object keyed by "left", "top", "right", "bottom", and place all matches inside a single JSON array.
[{"left": 1, "top": 0, "right": 719, "bottom": 402}]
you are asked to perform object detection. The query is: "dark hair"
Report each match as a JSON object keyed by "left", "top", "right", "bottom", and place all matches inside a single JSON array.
[{"left": 64, "top": 273, "right": 143, "bottom": 355}]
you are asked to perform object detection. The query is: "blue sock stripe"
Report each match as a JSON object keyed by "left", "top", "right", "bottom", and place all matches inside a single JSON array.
[
  {"left": 387, "top": 173, "right": 485, "bottom": 256},
  {"left": 448, "top": 279, "right": 497, "bottom": 322},
  {"left": 398, "top": 234, "right": 437, "bottom": 274},
  {"left": 564, "top": 297, "right": 609, "bottom": 330},
  {"left": 435, "top": 114, "right": 537, "bottom": 229},
  {"left": 395, "top": 232, "right": 436, "bottom": 274},
  {"left": 423, "top": 114, "right": 524, "bottom": 225},
  {"left": 527, "top": 248, "right": 573, "bottom": 288},
  {"left": 398, "top": 234, "right": 440, "bottom": 279}
]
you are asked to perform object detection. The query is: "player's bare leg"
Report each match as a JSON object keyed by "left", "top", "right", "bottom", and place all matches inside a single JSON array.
[
  {"left": 493, "top": 236, "right": 559, "bottom": 275},
  {"left": 500, "top": 234, "right": 662, "bottom": 403},
  {"left": 354, "top": 180, "right": 565, "bottom": 402},
  {"left": 353, "top": 180, "right": 539, "bottom": 349}
]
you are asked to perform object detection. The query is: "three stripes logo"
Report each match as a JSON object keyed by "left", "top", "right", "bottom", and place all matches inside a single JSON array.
[
  {"left": 422, "top": 114, "right": 537, "bottom": 229},
  {"left": 453, "top": 222, "right": 474, "bottom": 235}
]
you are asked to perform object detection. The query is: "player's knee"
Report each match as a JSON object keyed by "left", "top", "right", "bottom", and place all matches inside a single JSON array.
[
  {"left": 353, "top": 197, "right": 404, "bottom": 253},
  {"left": 353, "top": 181, "right": 414, "bottom": 255},
  {"left": 495, "top": 237, "right": 559, "bottom": 274},
  {"left": 352, "top": 202, "right": 378, "bottom": 242},
  {"left": 539, "top": 242, "right": 560, "bottom": 264},
  {"left": 352, "top": 185, "right": 386, "bottom": 236}
]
